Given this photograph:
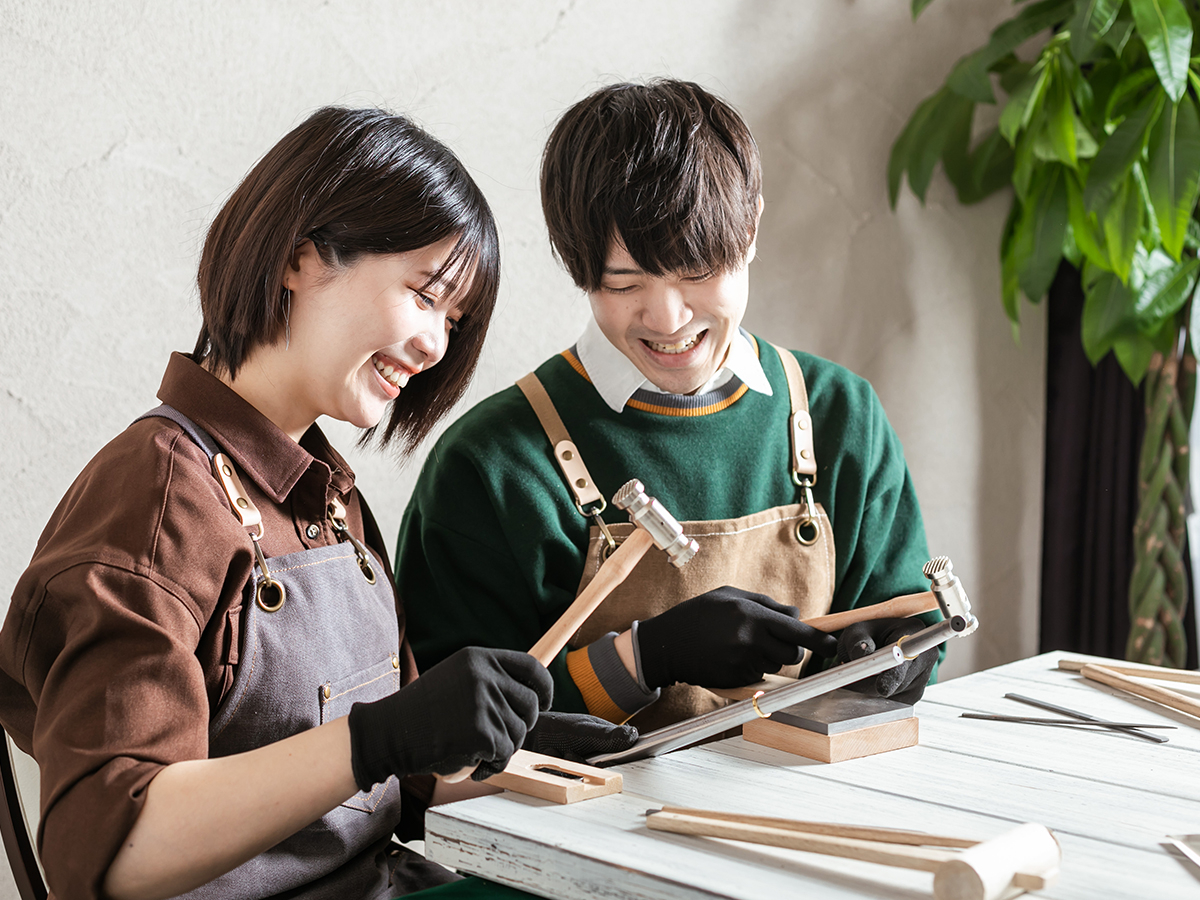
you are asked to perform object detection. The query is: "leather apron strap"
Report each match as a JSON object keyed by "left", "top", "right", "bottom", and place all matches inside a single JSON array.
[{"left": 517, "top": 347, "right": 836, "bottom": 731}]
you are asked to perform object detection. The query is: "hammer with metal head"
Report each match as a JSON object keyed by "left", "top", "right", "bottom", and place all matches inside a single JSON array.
[
  {"left": 529, "top": 478, "right": 697, "bottom": 665},
  {"left": 440, "top": 479, "right": 696, "bottom": 785}
]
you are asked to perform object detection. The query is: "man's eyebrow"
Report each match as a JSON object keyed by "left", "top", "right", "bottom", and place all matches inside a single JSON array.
[{"left": 603, "top": 266, "right": 644, "bottom": 276}]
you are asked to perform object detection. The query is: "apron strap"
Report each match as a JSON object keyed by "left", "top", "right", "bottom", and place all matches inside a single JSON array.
[
  {"left": 515, "top": 373, "right": 607, "bottom": 518},
  {"left": 135, "top": 404, "right": 266, "bottom": 538},
  {"left": 769, "top": 344, "right": 818, "bottom": 485}
]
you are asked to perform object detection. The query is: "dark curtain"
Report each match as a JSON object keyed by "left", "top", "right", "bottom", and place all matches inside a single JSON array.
[{"left": 1039, "top": 262, "right": 1198, "bottom": 668}]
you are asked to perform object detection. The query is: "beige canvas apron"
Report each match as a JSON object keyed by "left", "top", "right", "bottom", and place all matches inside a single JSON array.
[{"left": 517, "top": 344, "right": 835, "bottom": 732}]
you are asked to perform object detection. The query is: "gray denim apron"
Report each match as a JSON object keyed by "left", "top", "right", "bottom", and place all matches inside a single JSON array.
[
  {"left": 517, "top": 344, "right": 836, "bottom": 732},
  {"left": 141, "top": 406, "right": 405, "bottom": 900}
]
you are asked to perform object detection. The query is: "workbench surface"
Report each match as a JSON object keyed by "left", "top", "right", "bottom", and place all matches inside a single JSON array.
[{"left": 425, "top": 652, "right": 1200, "bottom": 899}]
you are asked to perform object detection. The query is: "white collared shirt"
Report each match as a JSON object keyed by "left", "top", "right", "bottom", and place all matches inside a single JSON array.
[{"left": 575, "top": 318, "right": 773, "bottom": 413}]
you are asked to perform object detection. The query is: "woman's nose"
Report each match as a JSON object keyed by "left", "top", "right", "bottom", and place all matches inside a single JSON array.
[{"left": 410, "top": 324, "right": 447, "bottom": 367}]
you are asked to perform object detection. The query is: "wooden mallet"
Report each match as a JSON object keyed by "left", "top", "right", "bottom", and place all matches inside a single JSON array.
[
  {"left": 440, "top": 478, "right": 698, "bottom": 786},
  {"left": 646, "top": 808, "right": 1061, "bottom": 900}
]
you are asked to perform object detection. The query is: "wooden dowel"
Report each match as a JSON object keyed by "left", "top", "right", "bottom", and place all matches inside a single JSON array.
[
  {"left": 1058, "top": 658, "right": 1200, "bottom": 686},
  {"left": 529, "top": 528, "right": 656, "bottom": 665},
  {"left": 1080, "top": 664, "right": 1200, "bottom": 722},
  {"left": 803, "top": 591, "right": 939, "bottom": 633},
  {"left": 647, "top": 810, "right": 954, "bottom": 872},
  {"left": 657, "top": 807, "right": 975, "bottom": 848}
]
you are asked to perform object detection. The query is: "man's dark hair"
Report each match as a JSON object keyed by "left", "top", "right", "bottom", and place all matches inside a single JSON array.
[
  {"left": 194, "top": 106, "right": 500, "bottom": 453},
  {"left": 540, "top": 79, "right": 761, "bottom": 291}
]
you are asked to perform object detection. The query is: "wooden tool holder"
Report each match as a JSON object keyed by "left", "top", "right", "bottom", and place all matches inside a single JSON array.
[{"left": 485, "top": 750, "right": 622, "bottom": 804}]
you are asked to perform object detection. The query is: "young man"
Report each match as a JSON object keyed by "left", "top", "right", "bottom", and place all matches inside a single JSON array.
[{"left": 396, "top": 80, "right": 939, "bottom": 732}]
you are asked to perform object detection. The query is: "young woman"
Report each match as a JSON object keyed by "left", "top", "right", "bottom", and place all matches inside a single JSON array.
[{"left": 0, "top": 107, "right": 634, "bottom": 900}]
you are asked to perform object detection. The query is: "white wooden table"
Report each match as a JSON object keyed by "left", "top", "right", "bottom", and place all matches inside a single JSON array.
[{"left": 425, "top": 652, "right": 1200, "bottom": 899}]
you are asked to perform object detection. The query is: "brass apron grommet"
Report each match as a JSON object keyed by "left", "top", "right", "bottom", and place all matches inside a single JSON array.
[
  {"left": 795, "top": 518, "right": 819, "bottom": 546},
  {"left": 256, "top": 577, "right": 287, "bottom": 612}
]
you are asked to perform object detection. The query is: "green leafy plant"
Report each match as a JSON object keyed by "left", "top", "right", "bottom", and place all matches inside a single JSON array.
[{"left": 891, "top": 0, "right": 1199, "bottom": 667}]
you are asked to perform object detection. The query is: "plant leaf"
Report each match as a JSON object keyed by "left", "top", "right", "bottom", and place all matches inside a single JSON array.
[
  {"left": 1046, "top": 72, "right": 1079, "bottom": 167},
  {"left": 1084, "top": 87, "right": 1165, "bottom": 212},
  {"left": 940, "top": 95, "right": 976, "bottom": 198},
  {"left": 1105, "top": 68, "right": 1161, "bottom": 121},
  {"left": 947, "top": 0, "right": 1076, "bottom": 103},
  {"left": 1067, "top": 166, "right": 1112, "bottom": 269},
  {"left": 1113, "top": 332, "right": 1158, "bottom": 383},
  {"left": 1146, "top": 95, "right": 1200, "bottom": 259},
  {"left": 1129, "top": 0, "right": 1193, "bottom": 102},
  {"left": 1101, "top": 174, "right": 1145, "bottom": 282},
  {"left": 1082, "top": 268, "right": 1137, "bottom": 362},
  {"left": 888, "top": 89, "right": 942, "bottom": 207},
  {"left": 913, "top": 0, "right": 937, "bottom": 19},
  {"left": 1015, "top": 165, "right": 1070, "bottom": 302},
  {"left": 964, "top": 128, "right": 1016, "bottom": 203},
  {"left": 1070, "top": 0, "right": 1125, "bottom": 63},
  {"left": 1000, "top": 200, "right": 1026, "bottom": 329},
  {"left": 1134, "top": 256, "right": 1200, "bottom": 326},
  {"left": 1000, "top": 63, "right": 1051, "bottom": 144}
]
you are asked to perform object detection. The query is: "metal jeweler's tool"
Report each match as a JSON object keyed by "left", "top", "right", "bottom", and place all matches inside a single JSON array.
[
  {"left": 960, "top": 713, "right": 1175, "bottom": 730},
  {"left": 589, "top": 556, "right": 977, "bottom": 767},
  {"left": 1004, "top": 693, "right": 1168, "bottom": 744}
]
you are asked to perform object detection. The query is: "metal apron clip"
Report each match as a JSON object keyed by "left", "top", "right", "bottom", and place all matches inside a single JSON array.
[{"left": 327, "top": 497, "right": 378, "bottom": 584}]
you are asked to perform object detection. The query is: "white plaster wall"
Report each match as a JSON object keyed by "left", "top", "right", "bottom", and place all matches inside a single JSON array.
[{"left": 0, "top": 0, "right": 1042, "bottom": 890}]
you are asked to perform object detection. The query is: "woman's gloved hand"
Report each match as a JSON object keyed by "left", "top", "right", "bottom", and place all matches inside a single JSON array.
[
  {"left": 635, "top": 586, "right": 839, "bottom": 689},
  {"left": 837, "top": 617, "right": 938, "bottom": 705},
  {"left": 346, "top": 647, "right": 553, "bottom": 788},
  {"left": 522, "top": 711, "right": 638, "bottom": 764}
]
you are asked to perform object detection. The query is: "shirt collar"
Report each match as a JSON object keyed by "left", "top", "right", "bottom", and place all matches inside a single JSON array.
[
  {"left": 156, "top": 352, "right": 355, "bottom": 503},
  {"left": 575, "top": 318, "right": 773, "bottom": 413}
]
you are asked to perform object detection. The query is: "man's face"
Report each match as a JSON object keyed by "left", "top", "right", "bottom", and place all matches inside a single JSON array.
[{"left": 587, "top": 240, "right": 754, "bottom": 395}]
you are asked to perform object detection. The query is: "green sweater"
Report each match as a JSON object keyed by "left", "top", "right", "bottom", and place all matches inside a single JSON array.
[{"left": 396, "top": 339, "right": 936, "bottom": 713}]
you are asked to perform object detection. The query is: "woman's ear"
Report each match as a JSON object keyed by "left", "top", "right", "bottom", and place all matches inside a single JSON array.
[{"left": 282, "top": 238, "right": 322, "bottom": 291}]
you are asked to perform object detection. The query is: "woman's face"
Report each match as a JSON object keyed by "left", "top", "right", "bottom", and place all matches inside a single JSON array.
[{"left": 280, "top": 237, "right": 464, "bottom": 434}]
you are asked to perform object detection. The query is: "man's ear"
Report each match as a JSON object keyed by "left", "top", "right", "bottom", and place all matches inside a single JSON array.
[{"left": 745, "top": 195, "right": 765, "bottom": 265}]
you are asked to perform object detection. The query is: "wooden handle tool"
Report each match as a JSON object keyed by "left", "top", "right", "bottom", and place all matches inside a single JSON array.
[
  {"left": 1079, "top": 663, "right": 1200, "bottom": 722},
  {"left": 646, "top": 808, "right": 1060, "bottom": 900},
  {"left": 803, "top": 591, "right": 940, "bottom": 632},
  {"left": 1058, "top": 657, "right": 1200, "bottom": 686}
]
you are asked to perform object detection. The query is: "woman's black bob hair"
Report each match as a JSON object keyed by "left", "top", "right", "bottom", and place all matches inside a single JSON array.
[{"left": 194, "top": 105, "right": 500, "bottom": 453}]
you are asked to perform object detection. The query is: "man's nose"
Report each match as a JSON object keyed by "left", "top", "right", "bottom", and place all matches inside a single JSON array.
[{"left": 641, "top": 284, "right": 692, "bottom": 336}]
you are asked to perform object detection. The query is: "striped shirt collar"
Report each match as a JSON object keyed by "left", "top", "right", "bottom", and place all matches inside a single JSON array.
[{"left": 575, "top": 318, "right": 773, "bottom": 413}]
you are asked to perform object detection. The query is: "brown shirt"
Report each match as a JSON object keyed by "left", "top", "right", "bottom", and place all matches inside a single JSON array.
[{"left": 0, "top": 353, "right": 427, "bottom": 899}]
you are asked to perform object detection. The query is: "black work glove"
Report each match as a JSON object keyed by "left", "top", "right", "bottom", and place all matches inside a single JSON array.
[
  {"left": 347, "top": 647, "right": 553, "bottom": 788},
  {"left": 523, "top": 711, "right": 639, "bottom": 763},
  {"left": 636, "top": 586, "right": 839, "bottom": 690},
  {"left": 838, "top": 617, "right": 938, "bottom": 705}
]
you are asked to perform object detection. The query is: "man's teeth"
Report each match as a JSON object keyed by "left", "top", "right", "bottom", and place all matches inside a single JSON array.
[
  {"left": 646, "top": 334, "right": 701, "bottom": 354},
  {"left": 373, "top": 357, "right": 409, "bottom": 388}
]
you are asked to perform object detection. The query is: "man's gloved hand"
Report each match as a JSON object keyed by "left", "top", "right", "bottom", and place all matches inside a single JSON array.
[
  {"left": 346, "top": 647, "right": 553, "bottom": 788},
  {"left": 522, "top": 711, "right": 638, "bottom": 763},
  {"left": 838, "top": 617, "right": 937, "bottom": 705},
  {"left": 636, "top": 586, "right": 839, "bottom": 690}
]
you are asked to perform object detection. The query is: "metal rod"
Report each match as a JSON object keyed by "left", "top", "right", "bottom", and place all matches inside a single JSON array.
[
  {"left": 588, "top": 619, "right": 961, "bottom": 767},
  {"left": 1004, "top": 692, "right": 1168, "bottom": 744},
  {"left": 960, "top": 713, "right": 1175, "bottom": 729}
]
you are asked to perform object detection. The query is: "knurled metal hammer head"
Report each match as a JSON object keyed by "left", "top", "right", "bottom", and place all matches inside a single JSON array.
[
  {"left": 923, "top": 556, "right": 978, "bottom": 635},
  {"left": 613, "top": 479, "right": 698, "bottom": 568}
]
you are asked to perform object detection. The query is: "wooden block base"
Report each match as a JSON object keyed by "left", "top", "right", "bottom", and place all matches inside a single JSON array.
[
  {"left": 484, "top": 750, "right": 623, "bottom": 803},
  {"left": 743, "top": 715, "right": 919, "bottom": 763}
]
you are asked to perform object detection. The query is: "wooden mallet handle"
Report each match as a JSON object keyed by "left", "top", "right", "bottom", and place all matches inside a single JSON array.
[
  {"left": 439, "top": 528, "right": 658, "bottom": 783},
  {"left": 803, "top": 591, "right": 940, "bottom": 632},
  {"left": 529, "top": 528, "right": 656, "bottom": 665}
]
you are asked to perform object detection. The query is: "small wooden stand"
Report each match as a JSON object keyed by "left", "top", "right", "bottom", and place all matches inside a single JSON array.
[
  {"left": 743, "top": 689, "right": 918, "bottom": 763},
  {"left": 484, "top": 750, "right": 622, "bottom": 804}
]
